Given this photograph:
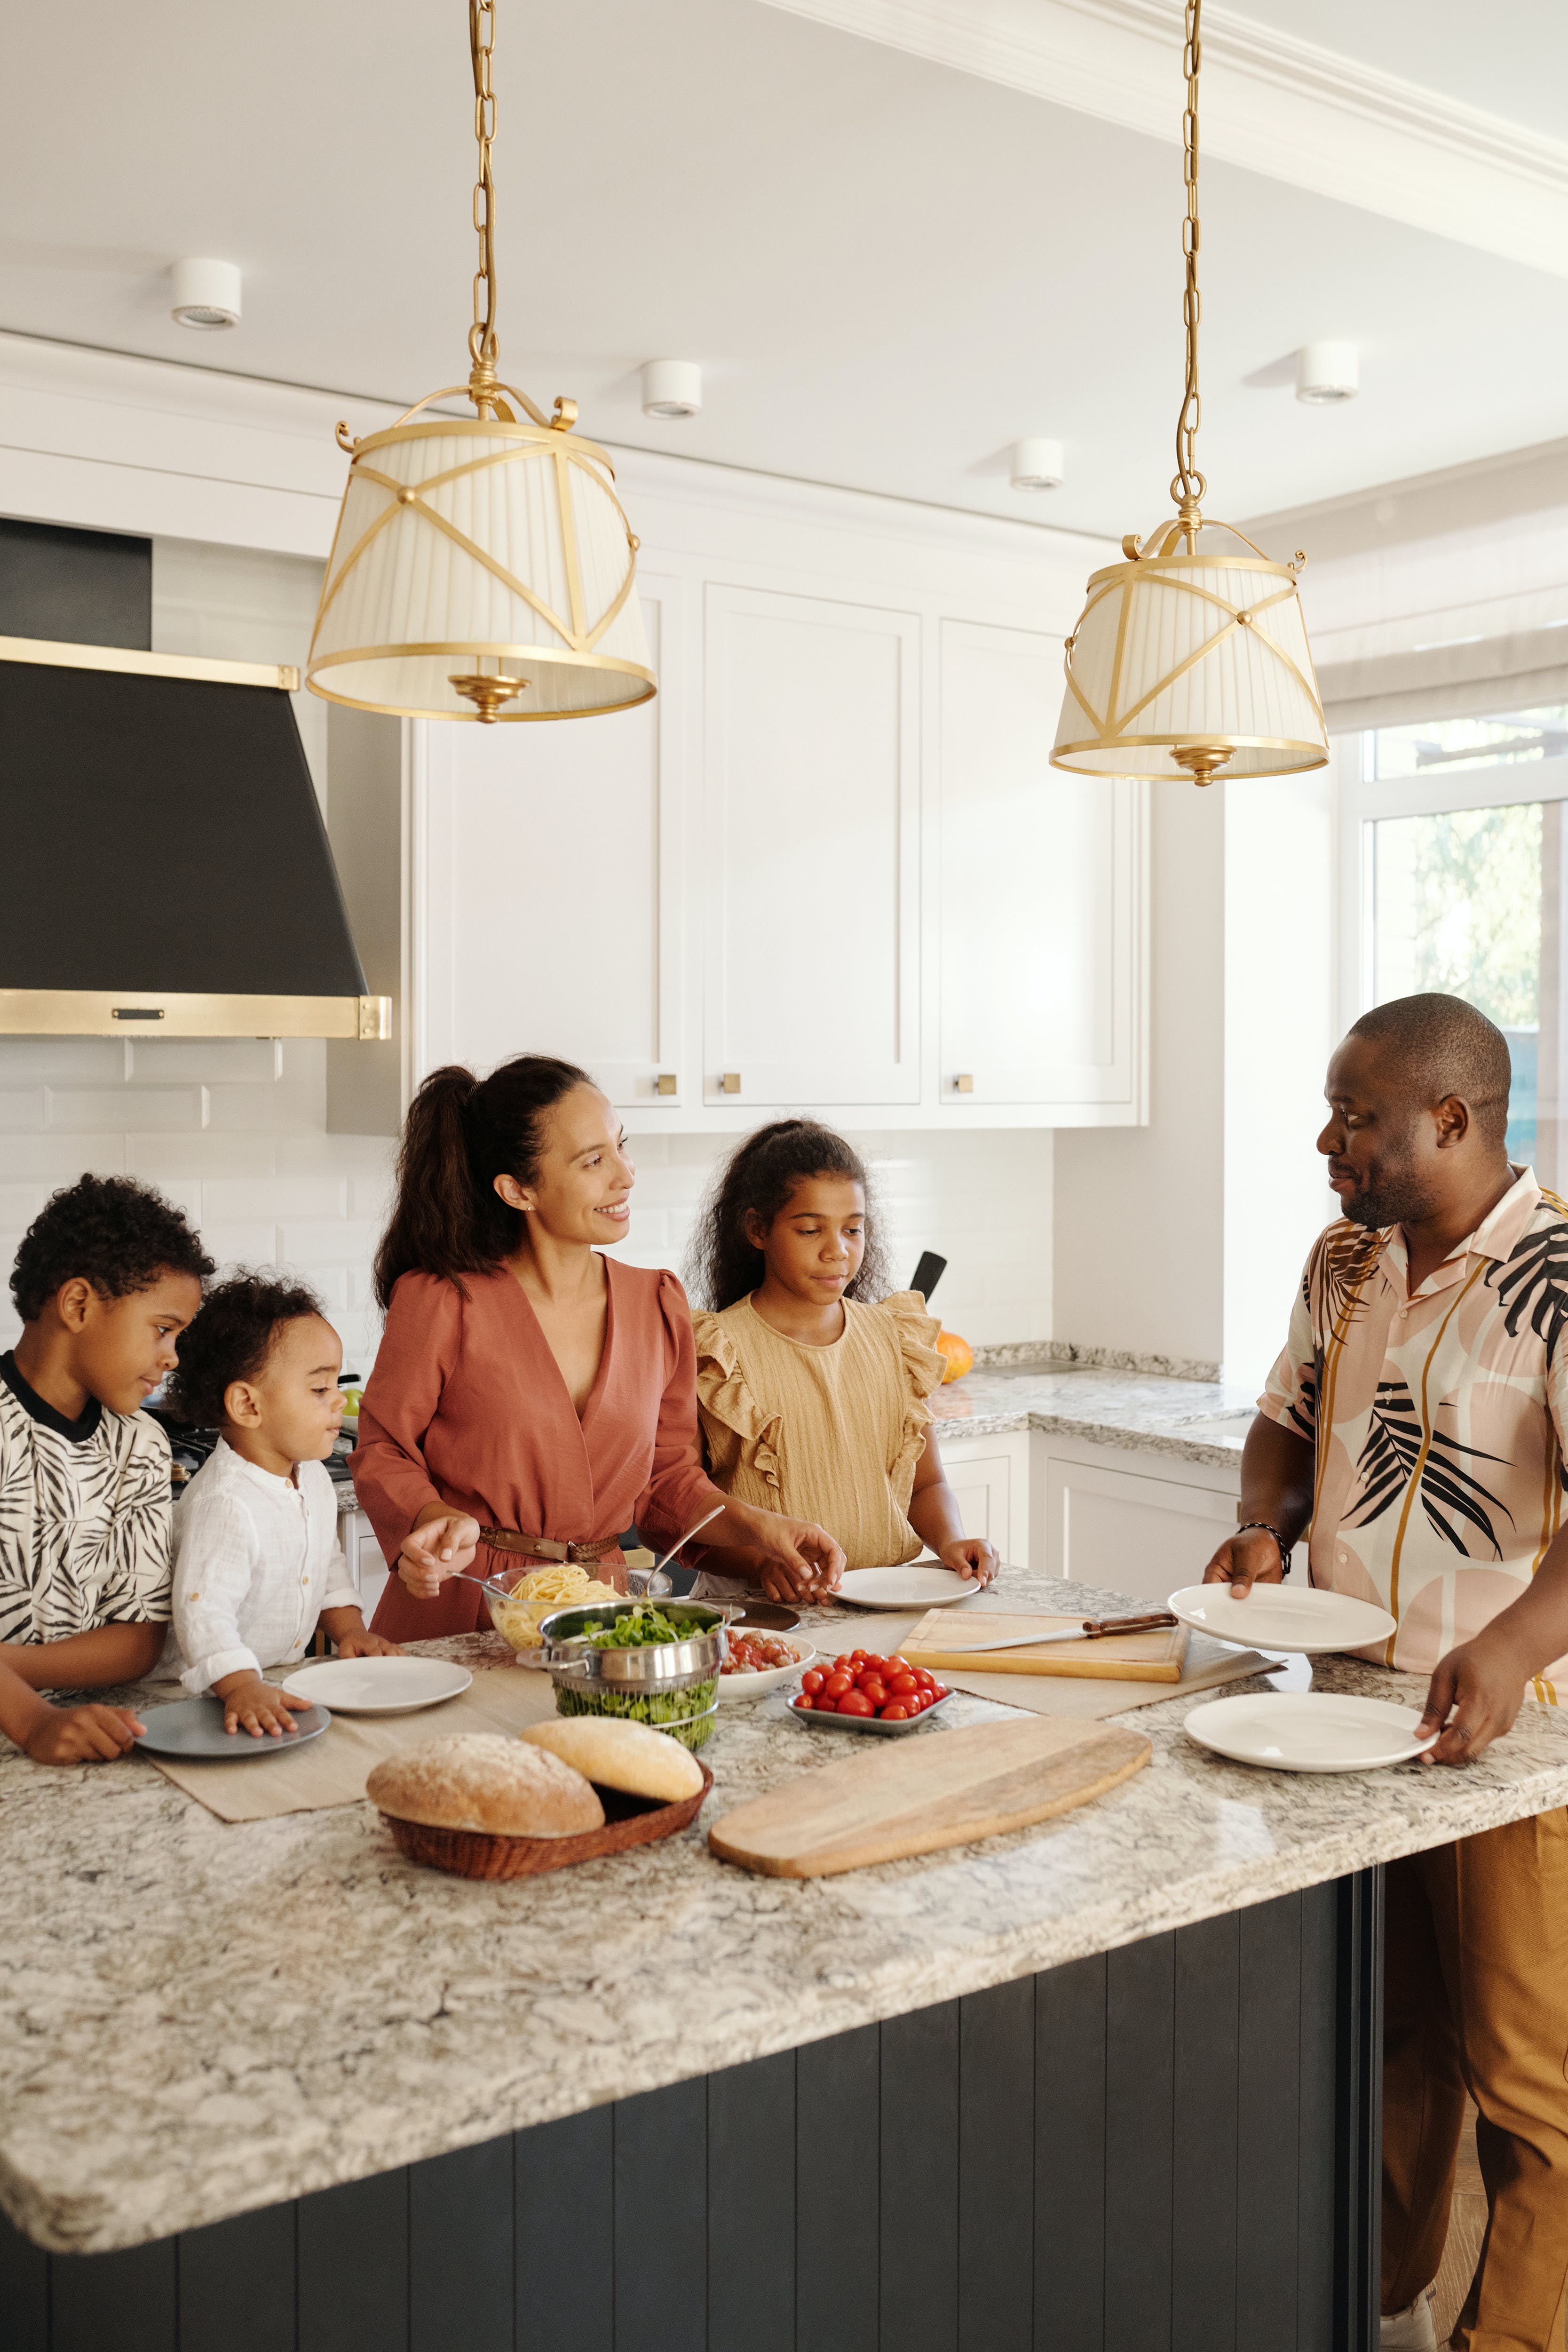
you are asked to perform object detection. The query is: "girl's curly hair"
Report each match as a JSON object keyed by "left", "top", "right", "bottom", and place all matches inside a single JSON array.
[
  {"left": 165, "top": 1271, "right": 327, "bottom": 1426},
  {"left": 685, "top": 1120, "right": 890, "bottom": 1312}
]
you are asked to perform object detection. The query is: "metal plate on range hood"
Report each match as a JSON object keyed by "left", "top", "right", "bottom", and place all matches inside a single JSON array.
[{"left": 0, "top": 991, "right": 391, "bottom": 1040}]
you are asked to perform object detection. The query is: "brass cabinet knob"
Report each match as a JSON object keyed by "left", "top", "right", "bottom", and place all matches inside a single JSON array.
[
  {"left": 655, "top": 1073, "right": 677, "bottom": 1096},
  {"left": 721, "top": 1072, "right": 742, "bottom": 1094},
  {"left": 954, "top": 1073, "right": 974, "bottom": 1093}
]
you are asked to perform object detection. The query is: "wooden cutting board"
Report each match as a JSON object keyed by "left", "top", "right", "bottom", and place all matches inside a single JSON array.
[
  {"left": 900, "top": 1609, "right": 1190, "bottom": 1682},
  {"left": 707, "top": 1715, "right": 1151, "bottom": 1879}
]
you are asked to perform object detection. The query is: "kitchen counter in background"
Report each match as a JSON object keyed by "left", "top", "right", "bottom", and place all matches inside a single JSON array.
[{"left": 929, "top": 1364, "right": 1258, "bottom": 1469}]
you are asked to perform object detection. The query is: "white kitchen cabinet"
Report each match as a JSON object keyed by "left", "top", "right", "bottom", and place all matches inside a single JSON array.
[
  {"left": 702, "top": 584, "right": 921, "bottom": 1108},
  {"left": 410, "top": 578, "right": 689, "bottom": 1111},
  {"left": 938, "top": 620, "right": 1143, "bottom": 1112},
  {"left": 930, "top": 1429, "right": 1029, "bottom": 1566},
  {"left": 405, "top": 460, "right": 1145, "bottom": 1130},
  {"left": 1031, "top": 1437, "right": 1241, "bottom": 1606}
]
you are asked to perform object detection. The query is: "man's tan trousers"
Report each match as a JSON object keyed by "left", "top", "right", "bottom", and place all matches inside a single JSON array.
[{"left": 1384, "top": 1811, "right": 1568, "bottom": 2352}]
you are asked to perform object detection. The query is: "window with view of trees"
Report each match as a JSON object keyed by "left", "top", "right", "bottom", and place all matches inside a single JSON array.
[{"left": 1365, "top": 703, "right": 1568, "bottom": 1182}]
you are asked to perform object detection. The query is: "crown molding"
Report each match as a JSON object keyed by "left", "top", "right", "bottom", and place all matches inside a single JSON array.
[{"left": 762, "top": 0, "right": 1568, "bottom": 279}]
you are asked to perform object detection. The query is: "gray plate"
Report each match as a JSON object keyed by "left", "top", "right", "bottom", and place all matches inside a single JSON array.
[
  {"left": 134, "top": 1695, "right": 331, "bottom": 1759},
  {"left": 785, "top": 1690, "right": 953, "bottom": 1737}
]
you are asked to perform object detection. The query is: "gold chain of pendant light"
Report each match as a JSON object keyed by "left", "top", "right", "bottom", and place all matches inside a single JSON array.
[
  {"left": 467, "top": 0, "right": 501, "bottom": 417},
  {"left": 1170, "top": 0, "right": 1205, "bottom": 539}
]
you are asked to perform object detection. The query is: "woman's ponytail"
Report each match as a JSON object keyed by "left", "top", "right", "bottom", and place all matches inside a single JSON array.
[{"left": 373, "top": 1054, "right": 590, "bottom": 1308}]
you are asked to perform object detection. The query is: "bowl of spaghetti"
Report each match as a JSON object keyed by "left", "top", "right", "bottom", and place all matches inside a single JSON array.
[{"left": 483, "top": 1563, "right": 620, "bottom": 1661}]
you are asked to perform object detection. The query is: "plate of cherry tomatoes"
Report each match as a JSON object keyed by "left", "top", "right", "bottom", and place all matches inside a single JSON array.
[{"left": 789, "top": 1650, "right": 951, "bottom": 1736}]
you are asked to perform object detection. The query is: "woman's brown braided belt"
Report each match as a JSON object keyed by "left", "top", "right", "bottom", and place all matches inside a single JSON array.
[{"left": 478, "top": 1532, "right": 619, "bottom": 1566}]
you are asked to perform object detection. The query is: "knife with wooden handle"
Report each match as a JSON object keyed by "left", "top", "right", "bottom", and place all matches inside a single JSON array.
[{"left": 941, "top": 1611, "right": 1179, "bottom": 1656}]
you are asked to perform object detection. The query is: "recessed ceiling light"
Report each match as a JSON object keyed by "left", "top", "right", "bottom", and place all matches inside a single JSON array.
[
  {"left": 170, "top": 258, "right": 242, "bottom": 330},
  {"left": 1296, "top": 341, "right": 1358, "bottom": 404},
  {"left": 641, "top": 359, "right": 702, "bottom": 419},
  {"left": 1010, "top": 437, "right": 1064, "bottom": 490}
]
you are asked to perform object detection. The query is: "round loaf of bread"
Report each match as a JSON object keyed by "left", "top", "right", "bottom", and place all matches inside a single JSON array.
[
  {"left": 367, "top": 1734, "right": 604, "bottom": 1837},
  {"left": 521, "top": 1716, "right": 704, "bottom": 1803}
]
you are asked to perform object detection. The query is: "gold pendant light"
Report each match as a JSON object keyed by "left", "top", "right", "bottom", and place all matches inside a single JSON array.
[
  {"left": 305, "top": 3, "right": 655, "bottom": 724},
  {"left": 1050, "top": 1, "right": 1327, "bottom": 786}
]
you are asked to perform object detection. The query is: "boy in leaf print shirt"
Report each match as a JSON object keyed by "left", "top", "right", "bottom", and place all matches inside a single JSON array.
[{"left": 0, "top": 1176, "right": 211, "bottom": 1764}]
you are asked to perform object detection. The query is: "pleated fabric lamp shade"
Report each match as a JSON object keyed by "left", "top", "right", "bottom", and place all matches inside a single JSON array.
[
  {"left": 305, "top": 408, "right": 655, "bottom": 722},
  {"left": 1051, "top": 523, "right": 1328, "bottom": 784}
]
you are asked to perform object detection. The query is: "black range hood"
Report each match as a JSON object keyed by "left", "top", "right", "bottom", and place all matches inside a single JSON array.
[{"left": 0, "top": 635, "right": 389, "bottom": 1041}]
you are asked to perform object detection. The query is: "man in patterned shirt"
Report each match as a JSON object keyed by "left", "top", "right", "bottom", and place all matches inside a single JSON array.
[
  {"left": 0, "top": 1174, "right": 211, "bottom": 1763},
  {"left": 1203, "top": 993, "right": 1568, "bottom": 2352}
]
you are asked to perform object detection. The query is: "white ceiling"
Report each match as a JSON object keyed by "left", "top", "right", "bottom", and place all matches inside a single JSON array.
[{"left": 1, "top": 0, "right": 1566, "bottom": 540}]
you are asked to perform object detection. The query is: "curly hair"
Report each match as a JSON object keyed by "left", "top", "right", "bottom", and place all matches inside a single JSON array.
[
  {"left": 685, "top": 1120, "right": 890, "bottom": 1312},
  {"left": 165, "top": 1271, "right": 328, "bottom": 1426},
  {"left": 10, "top": 1173, "right": 214, "bottom": 1325}
]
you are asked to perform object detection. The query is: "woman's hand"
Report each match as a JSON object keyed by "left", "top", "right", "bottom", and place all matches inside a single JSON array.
[
  {"left": 23, "top": 1703, "right": 144, "bottom": 1764},
  {"left": 212, "top": 1672, "right": 313, "bottom": 1739},
  {"left": 750, "top": 1515, "right": 846, "bottom": 1603},
  {"left": 938, "top": 1537, "right": 998, "bottom": 1588},
  {"left": 1417, "top": 1627, "right": 1534, "bottom": 1765},
  {"left": 398, "top": 1509, "right": 482, "bottom": 1598}
]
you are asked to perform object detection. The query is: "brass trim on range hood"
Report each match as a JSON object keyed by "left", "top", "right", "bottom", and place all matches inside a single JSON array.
[
  {"left": 0, "top": 635, "right": 301, "bottom": 691},
  {"left": 0, "top": 991, "right": 392, "bottom": 1041},
  {"left": 0, "top": 636, "right": 384, "bottom": 1041}
]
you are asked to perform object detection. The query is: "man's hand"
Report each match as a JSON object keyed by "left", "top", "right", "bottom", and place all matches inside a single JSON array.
[
  {"left": 211, "top": 1671, "right": 313, "bottom": 1739},
  {"left": 397, "top": 1511, "right": 482, "bottom": 1598},
  {"left": 1417, "top": 1627, "right": 1534, "bottom": 1766},
  {"left": 1201, "top": 1528, "right": 1287, "bottom": 1597},
  {"left": 938, "top": 1537, "right": 999, "bottom": 1588},
  {"left": 23, "top": 1703, "right": 144, "bottom": 1764}
]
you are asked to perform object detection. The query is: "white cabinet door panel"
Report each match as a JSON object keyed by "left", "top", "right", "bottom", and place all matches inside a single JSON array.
[
  {"left": 1043, "top": 1456, "right": 1237, "bottom": 1607},
  {"left": 704, "top": 585, "right": 920, "bottom": 1105},
  {"left": 939, "top": 619, "right": 1139, "bottom": 1108},
  {"left": 418, "top": 585, "right": 683, "bottom": 1109}
]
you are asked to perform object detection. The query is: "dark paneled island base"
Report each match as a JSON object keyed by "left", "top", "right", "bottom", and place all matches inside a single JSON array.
[{"left": 1, "top": 1871, "right": 1383, "bottom": 2352}]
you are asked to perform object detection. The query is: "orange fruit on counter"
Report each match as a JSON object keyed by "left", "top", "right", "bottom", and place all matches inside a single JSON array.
[{"left": 935, "top": 1329, "right": 973, "bottom": 1383}]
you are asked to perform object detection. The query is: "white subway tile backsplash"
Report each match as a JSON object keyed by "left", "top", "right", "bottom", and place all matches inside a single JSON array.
[
  {"left": 0, "top": 1185, "right": 47, "bottom": 1224},
  {"left": 204, "top": 1081, "right": 325, "bottom": 1133},
  {"left": 0, "top": 1136, "right": 128, "bottom": 1178},
  {"left": 278, "top": 1219, "right": 383, "bottom": 1264},
  {"left": 127, "top": 1039, "right": 285, "bottom": 1083},
  {"left": 203, "top": 1176, "right": 349, "bottom": 1221},
  {"left": 0, "top": 1091, "right": 48, "bottom": 1132},
  {"left": 128, "top": 1134, "right": 280, "bottom": 1179},
  {"left": 199, "top": 1222, "right": 282, "bottom": 1269},
  {"left": 48, "top": 1088, "right": 209, "bottom": 1133}
]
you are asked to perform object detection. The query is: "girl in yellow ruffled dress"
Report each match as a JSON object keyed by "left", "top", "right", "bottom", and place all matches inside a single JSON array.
[{"left": 686, "top": 1120, "right": 998, "bottom": 1601}]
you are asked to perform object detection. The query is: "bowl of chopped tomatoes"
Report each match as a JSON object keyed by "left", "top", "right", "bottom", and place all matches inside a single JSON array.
[
  {"left": 715, "top": 1628, "right": 818, "bottom": 1702},
  {"left": 789, "top": 1649, "right": 951, "bottom": 1735}
]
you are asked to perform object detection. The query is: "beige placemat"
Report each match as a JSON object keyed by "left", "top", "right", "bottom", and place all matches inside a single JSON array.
[
  {"left": 825, "top": 1614, "right": 1284, "bottom": 1722},
  {"left": 145, "top": 1664, "right": 559, "bottom": 1823}
]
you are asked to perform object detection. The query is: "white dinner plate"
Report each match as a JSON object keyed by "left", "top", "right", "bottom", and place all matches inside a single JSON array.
[
  {"left": 835, "top": 1565, "right": 986, "bottom": 1611},
  {"left": 1184, "top": 1691, "right": 1438, "bottom": 1773},
  {"left": 1166, "top": 1582, "right": 1396, "bottom": 1656},
  {"left": 280, "top": 1657, "right": 473, "bottom": 1714},
  {"left": 715, "top": 1633, "right": 817, "bottom": 1702}
]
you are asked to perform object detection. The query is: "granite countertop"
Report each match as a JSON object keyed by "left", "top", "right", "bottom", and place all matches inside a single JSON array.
[
  {"left": 931, "top": 1365, "right": 1259, "bottom": 1466},
  {"left": 6, "top": 1565, "right": 1568, "bottom": 2257}
]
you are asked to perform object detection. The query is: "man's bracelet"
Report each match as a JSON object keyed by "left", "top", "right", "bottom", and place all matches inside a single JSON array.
[{"left": 1236, "top": 1520, "right": 1291, "bottom": 1575}]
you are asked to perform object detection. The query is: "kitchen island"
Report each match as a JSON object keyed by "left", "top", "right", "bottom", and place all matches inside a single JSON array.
[{"left": 5, "top": 1567, "right": 1568, "bottom": 2352}]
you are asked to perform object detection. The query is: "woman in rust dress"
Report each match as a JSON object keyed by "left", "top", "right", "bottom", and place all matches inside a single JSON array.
[{"left": 353, "top": 1054, "right": 843, "bottom": 1639}]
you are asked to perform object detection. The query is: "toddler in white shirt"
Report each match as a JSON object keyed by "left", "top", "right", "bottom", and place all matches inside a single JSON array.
[{"left": 167, "top": 1273, "right": 398, "bottom": 1736}]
